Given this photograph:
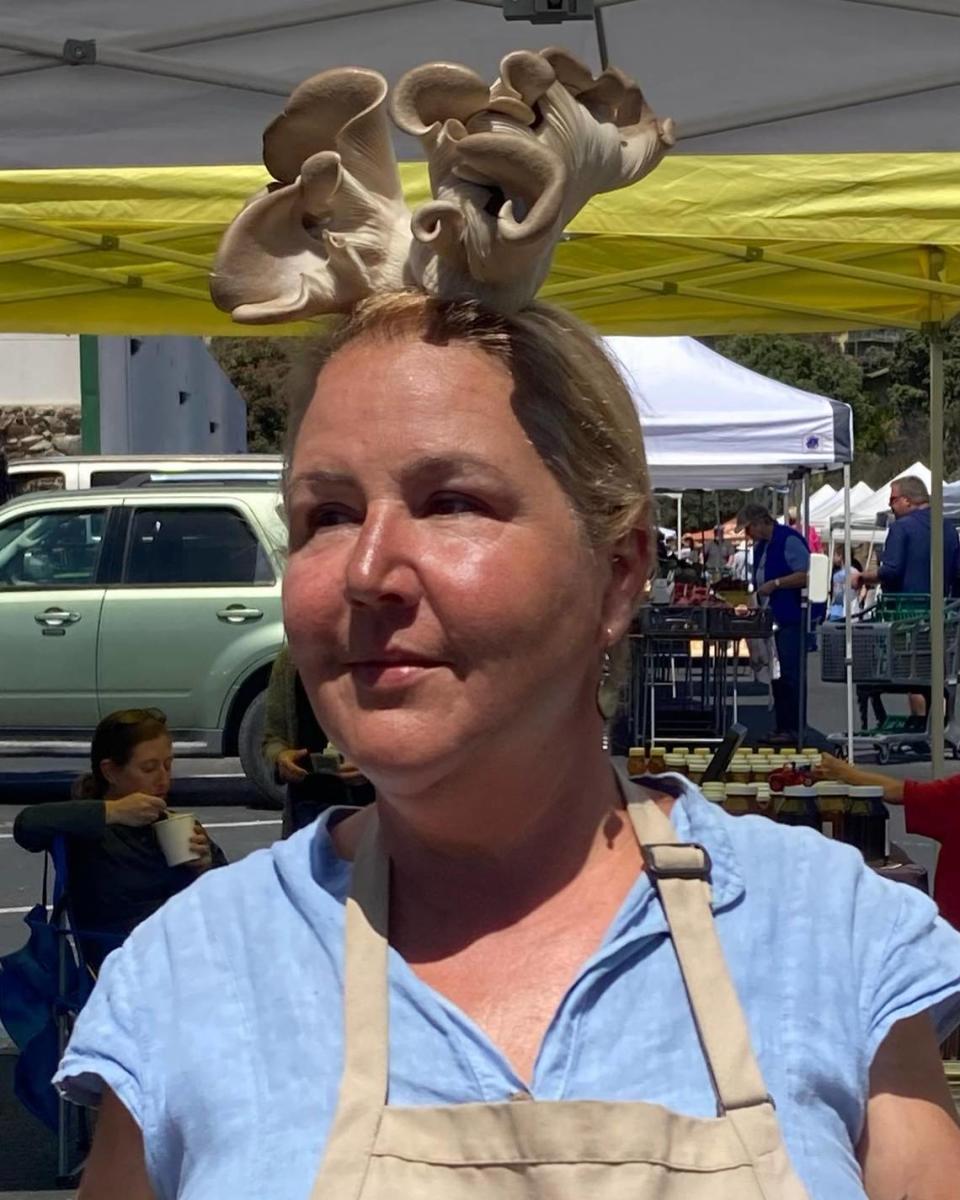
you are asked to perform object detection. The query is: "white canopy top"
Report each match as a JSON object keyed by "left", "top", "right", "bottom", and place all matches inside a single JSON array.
[
  {"left": 814, "top": 481, "right": 873, "bottom": 530},
  {"left": 0, "top": 0, "right": 957, "bottom": 167},
  {"left": 605, "top": 336, "right": 853, "bottom": 492},
  {"left": 808, "top": 484, "right": 838, "bottom": 524}
]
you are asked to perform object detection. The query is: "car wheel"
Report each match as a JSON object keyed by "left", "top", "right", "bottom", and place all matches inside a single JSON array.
[{"left": 237, "top": 690, "right": 285, "bottom": 810}]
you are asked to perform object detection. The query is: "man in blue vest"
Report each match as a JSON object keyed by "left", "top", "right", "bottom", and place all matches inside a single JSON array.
[{"left": 737, "top": 502, "right": 811, "bottom": 742}]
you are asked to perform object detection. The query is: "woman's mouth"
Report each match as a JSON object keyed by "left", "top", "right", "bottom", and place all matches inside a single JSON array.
[{"left": 348, "top": 658, "right": 445, "bottom": 689}]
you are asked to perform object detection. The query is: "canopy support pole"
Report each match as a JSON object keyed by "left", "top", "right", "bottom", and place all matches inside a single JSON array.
[
  {"left": 843, "top": 464, "right": 855, "bottom": 763},
  {"left": 929, "top": 325, "right": 946, "bottom": 777},
  {"left": 798, "top": 472, "right": 810, "bottom": 744}
]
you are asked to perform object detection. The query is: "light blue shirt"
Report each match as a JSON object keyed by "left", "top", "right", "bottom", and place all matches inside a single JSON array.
[{"left": 57, "top": 780, "right": 960, "bottom": 1200}]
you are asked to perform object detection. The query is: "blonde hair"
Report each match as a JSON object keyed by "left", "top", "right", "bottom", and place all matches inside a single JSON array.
[{"left": 285, "top": 292, "right": 651, "bottom": 552}]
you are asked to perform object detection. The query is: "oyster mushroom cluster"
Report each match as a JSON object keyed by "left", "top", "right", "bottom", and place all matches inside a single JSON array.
[{"left": 210, "top": 48, "right": 674, "bottom": 321}]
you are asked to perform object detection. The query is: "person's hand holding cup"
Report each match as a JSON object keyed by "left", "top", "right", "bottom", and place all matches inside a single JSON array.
[
  {"left": 187, "top": 821, "right": 213, "bottom": 871},
  {"left": 105, "top": 792, "right": 168, "bottom": 827}
]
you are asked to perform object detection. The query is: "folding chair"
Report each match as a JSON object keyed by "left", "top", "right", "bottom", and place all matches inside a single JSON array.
[{"left": 48, "top": 837, "right": 123, "bottom": 1182}]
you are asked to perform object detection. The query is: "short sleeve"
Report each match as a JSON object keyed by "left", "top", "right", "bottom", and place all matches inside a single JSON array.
[
  {"left": 784, "top": 537, "right": 811, "bottom": 572},
  {"left": 855, "top": 864, "right": 960, "bottom": 1062},
  {"left": 54, "top": 938, "right": 147, "bottom": 1127}
]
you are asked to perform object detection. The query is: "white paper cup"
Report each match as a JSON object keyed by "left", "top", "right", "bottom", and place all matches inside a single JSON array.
[{"left": 155, "top": 812, "right": 199, "bottom": 866}]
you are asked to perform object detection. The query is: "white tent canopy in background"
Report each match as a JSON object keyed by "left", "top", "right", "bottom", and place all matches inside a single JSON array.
[
  {"left": 815, "top": 481, "right": 874, "bottom": 531},
  {"left": 605, "top": 336, "right": 853, "bottom": 492},
  {"left": 808, "top": 484, "right": 838, "bottom": 526}
]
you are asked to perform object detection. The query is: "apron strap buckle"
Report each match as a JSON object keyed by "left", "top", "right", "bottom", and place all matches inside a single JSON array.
[{"left": 642, "top": 842, "right": 712, "bottom": 882}]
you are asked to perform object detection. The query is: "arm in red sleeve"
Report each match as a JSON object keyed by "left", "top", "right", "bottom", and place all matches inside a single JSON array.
[{"left": 903, "top": 776, "right": 960, "bottom": 845}]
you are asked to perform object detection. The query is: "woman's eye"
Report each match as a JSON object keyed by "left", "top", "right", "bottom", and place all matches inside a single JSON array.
[
  {"left": 427, "top": 494, "right": 484, "bottom": 516},
  {"left": 309, "top": 507, "right": 357, "bottom": 530}
]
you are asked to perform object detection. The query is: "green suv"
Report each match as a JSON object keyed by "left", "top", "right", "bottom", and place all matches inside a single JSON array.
[{"left": 0, "top": 482, "right": 287, "bottom": 802}]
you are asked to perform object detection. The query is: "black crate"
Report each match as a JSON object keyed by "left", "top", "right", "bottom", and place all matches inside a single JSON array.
[
  {"left": 706, "top": 607, "right": 774, "bottom": 638},
  {"left": 637, "top": 605, "right": 709, "bottom": 635}
]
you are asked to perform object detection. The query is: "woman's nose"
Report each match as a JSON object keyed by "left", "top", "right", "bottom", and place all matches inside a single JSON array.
[{"left": 344, "top": 505, "right": 421, "bottom": 608}]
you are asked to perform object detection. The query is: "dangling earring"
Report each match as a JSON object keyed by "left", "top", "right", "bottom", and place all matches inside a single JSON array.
[{"left": 597, "top": 643, "right": 618, "bottom": 722}]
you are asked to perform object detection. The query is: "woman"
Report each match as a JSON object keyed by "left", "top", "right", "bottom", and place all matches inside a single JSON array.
[
  {"left": 54, "top": 295, "right": 960, "bottom": 1200},
  {"left": 817, "top": 752, "right": 960, "bottom": 929},
  {"left": 58, "top": 52, "right": 960, "bottom": 1200},
  {"left": 14, "top": 708, "right": 223, "bottom": 969}
]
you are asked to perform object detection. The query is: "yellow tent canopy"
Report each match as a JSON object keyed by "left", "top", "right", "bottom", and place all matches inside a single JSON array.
[{"left": 0, "top": 153, "right": 957, "bottom": 338}]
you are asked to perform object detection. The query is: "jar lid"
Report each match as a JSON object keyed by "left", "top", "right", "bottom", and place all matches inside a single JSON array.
[
  {"left": 783, "top": 784, "right": 817, "bottom": 796},
  {"left": 815, "top": 782, "right": 848, "bottom": 795},
  {"left": 726, "top": 783, "right": 758, "bottom": 795},
  {"left": 848, "top": 785, "right": 885, "bottom": 797},
  {"left": 751, "top": 761, "right": 773, "bottom": 773}
]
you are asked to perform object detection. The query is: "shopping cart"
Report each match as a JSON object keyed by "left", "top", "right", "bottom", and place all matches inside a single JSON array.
[{"left": 823, "top": 595, "right": 960, "bottom": 763}]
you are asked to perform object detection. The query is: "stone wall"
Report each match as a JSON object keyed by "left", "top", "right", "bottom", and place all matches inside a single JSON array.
[{"left": 0, "top": 404, "right": 82, "bottom": 457}]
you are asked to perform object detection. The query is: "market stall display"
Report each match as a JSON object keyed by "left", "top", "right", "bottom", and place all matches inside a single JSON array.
[{"left": 627, "top": 746, "right": 894, "bottom": 863}]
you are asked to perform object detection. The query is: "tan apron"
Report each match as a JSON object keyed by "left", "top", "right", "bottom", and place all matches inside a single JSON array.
[{"left": 309, "top": 771, "right": 812, "bottom": 1200}]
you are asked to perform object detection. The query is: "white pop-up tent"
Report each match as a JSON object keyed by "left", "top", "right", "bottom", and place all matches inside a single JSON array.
[
  {"left": 815, "top": 481, "right": 874, "bottom": 532},
  {"left": 605, "top": 336, "right": 853, "bottom": 492},
  {"left": 808, "top": 483, "right": 836, "bottom": 514}
]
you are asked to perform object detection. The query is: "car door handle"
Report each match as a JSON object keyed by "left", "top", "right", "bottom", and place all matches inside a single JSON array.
[
  {"left": 34, "top": 607, "right": 81, "bottom": 627},
  {"left": 216, "top": 606, "right": 263, "bottom": 624}
]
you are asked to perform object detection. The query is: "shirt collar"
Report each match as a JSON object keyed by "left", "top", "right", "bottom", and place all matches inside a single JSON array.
[
  {"left": 604, "top": 774, "right": 747, "bottom": 944},
  {"left": 280, "top": 781, "right": 747, "bottom": 941}
]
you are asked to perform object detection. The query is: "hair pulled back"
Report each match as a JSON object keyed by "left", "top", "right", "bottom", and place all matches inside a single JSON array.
[{"left": 72, "top": 709, "right": 170, "bottom": 800}]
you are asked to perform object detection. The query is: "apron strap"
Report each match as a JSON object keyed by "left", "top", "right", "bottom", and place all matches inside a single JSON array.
[
  {"left": 617, "top": 767, "right": 771, "bottom": 1115},
  {"left": 309, "top": 814, "right": 389, "bottom": 1200}
]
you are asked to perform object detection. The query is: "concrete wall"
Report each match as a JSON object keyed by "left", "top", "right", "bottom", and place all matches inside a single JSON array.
[
  {"left": 97, "top": 337, "right": 247, "bottom": 455},
  {"left": 0, "top": 335, "right": 247, "bottom": 457},
  {"left": 0, "top": 334, "right": 80, "bottom": 406}
]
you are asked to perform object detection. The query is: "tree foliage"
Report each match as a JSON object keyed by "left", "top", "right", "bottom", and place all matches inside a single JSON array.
[
  {"left": 714, "top": 329, "right": 960, "bottom": 487},
  {"left": 209, "top": 337, "right": 292, "bottom": 453}
]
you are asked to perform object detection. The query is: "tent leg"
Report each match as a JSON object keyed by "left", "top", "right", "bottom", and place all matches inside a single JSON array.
[
  {"left": 844, "top": 464, "right": 854, "bottom": 763},
  {"left": 930, "top": 328, "right": 945, "bottom": 777},
  {"left": 798, "top": 473, "right": 810, "bottom": 743}
]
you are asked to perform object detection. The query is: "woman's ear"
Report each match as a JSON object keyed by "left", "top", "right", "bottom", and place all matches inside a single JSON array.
[
  {"left": 99, "top": 758, "right": 121, "bottom": 789},
  {"left": 600, "top": 527, "right": 650, "bottom": 643}
]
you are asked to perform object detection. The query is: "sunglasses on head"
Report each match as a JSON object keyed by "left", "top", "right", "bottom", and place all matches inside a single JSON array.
[{"left": 110, "top": 707, "right": 168, "bottom": 724}]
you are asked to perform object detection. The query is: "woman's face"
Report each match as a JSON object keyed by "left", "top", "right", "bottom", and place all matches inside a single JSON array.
[
  {"left": 102, "top": 735, "right": 173, "bottom": 800},
  {"left": 284, "top": 336, "right": 645, "bottom": 789}
]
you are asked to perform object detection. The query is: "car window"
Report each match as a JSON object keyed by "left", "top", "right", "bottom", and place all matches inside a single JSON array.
[
  {"left": 0, "top": 510, "right": 106, "bottom": 589},
  {"left": 90, "top": 469, "right": 145, "bottom": 488},
  {"left": 125, "top": 507, "right": 275, "bottom": 586},
  {"left": 10, "top": 471, "right": 67, "bottom": 497}
]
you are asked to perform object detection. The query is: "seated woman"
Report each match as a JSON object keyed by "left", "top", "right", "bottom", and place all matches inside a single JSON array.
[
  {"left": 57, "top": 51, "right": 960, "bottom": 1200},
  {"left": 14, "top": 708, "right": 225, "bottom": 969}
]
